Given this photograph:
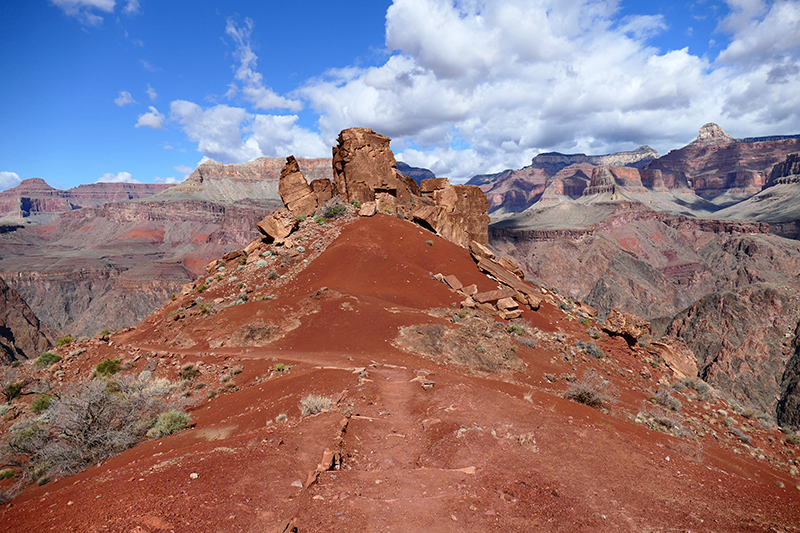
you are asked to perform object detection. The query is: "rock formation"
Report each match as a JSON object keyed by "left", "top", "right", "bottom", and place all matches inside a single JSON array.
[
  {"left": 278, "top": 156, "right": 318, "bottom": 217},
  {"left": 329, "top": 128, "right": 489, "bottom": 247},
  {"left": 0, "top": 276, "right": 52, "bottom": 362}
]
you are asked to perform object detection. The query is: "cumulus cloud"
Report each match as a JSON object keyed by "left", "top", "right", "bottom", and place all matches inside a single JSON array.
[
  {"left": 157, "top": 0, "right": 800, "bottom": 181},
  {"left": 123, "top": 0, "right": 140, "bottom": 14},
  {"left": 289, "top": 0, "right": 800, "bottom": 180},
  {"left": 154, "top": 176, "right": 182, "bottom": 184},
  {"left": 49, "top": 0, "right": 115, "bottom": 25},
  {"left": 114, "top": 90, "right": 136, "bottom": 106},
  {"left": 96, "top": 172, "right": 141, "bottom": 183},
  {"left": 146, "top": 84, "right": 157, "bottom": 101},
  {"left": 0, "top": 171, "right": 22, "bottom": 191},
  {"left": 135, "top": 106, "right": 165, "bottom": 129}
]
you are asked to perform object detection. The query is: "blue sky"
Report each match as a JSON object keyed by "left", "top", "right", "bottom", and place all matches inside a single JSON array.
[{"left": 2, "top": 0, "right": 800, "bottom": 190}]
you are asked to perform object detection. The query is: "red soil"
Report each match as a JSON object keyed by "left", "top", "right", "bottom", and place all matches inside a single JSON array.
[{"left": 2, "top": 214, "right": 799, "bottom": 532}]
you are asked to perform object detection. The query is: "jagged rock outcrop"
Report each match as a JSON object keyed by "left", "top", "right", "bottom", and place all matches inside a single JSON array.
[
  {"left": 332, "top": 128, "right": 412, "bottom": 205},
  {"left": 603, "top": 308, "right": 650, "bottom": 341},
  {"left": 0, "top": 276, "right": 52, "bottom": 362},
  {"left": 767, "top": 152, "right": 800, "bottom": 186},
  {"left": 331, "top": 128, "right": 489, "bottom": 247},
  {"left": 777, "top": 321, "right": 800, "bottom": 429},
  {"left": 278, "top": 156, "right": 318, "bottom": 217},
  {"left": 645, "top": 336, "right": 698, "bottom": 380}
]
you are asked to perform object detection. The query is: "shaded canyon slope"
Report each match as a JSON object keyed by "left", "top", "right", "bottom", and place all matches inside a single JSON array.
[{"left": 0, "top": 276, "right": 52, "bottom": 362}]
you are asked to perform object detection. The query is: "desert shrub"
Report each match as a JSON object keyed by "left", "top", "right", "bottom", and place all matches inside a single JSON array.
[
  {"left": 56, "top": 336, "right": 74, "bottom": 347},
  {"left": 199, "top": 303, "right": 213, "bottom": 315},
  {"left": 0, "top": 469, "right": 16, "bottom": 480},
  {"left": 30, "top": 394, "right": 54, "bottom": 414},
  {"left": 95, "top": 359, "right": 121, "bottom": 378},
  {"left": 148, "top": 410, "right": 190, "bottom": 438},
  {"left": 178, "top": 364, "right": 201, "bottom": 381},
  {"left": 563, "top": 370, "right": 614, "bottom": 409},
  {"left": 653, "top": 388, "right": 682, "bottom": 411},
  {"left": 575, "top": 340, "right": 604, "bottom": 359},
  {"left": 351, "top": 199, "right": 361, "bottom": 208},
  {"left": 267, "top": 270, "right": 278, "bottom": 280},
  {"left": 323, "top": 204, "right": 347, "bottom": 219},
  {"left": 35, "top": 352, "right": 61, "bottom": 368},
  {"left": 558, "top": 301, "right": 571, "bottom": 312},
  {"left": 586, "top": 327, "right": 601, "bottom": 339},
  {"left": 195, "top": 284, "right": 207, "bottom": 293},
  {"left": 2, "top": 378, "right": 181, "bottom": 487},
  {"left": 299, "top": 394, "right": 332, "bottom": 416},
  {"left": 237, "top": 265, "right": 245, "bottom": 272},
  {"left": 671, "top": 381, "right": 687, "bottom": 392},
  {"left": 273, "top": 363, "right": 286, "bottom": 373},
  {"left": 315, "top": 216, "right": 326, "bottom": 226},
  {"left": 785, "top": 435, "right": 800, "bottom": 445},
  {"left": 275, "top": 413, "right": 288, "bottom": 423},
  {"left": 297, "top": 214, "right": 307, "bottom": 222},
  {"left": 1, "top": 381, "right": 26, "bottom": 404},
  {"left": 425, "top": 240, "right": 433, "bottom": 246},
  {"left": 517, "top": 336, "right": 536, "bottom": 348},
  {"left": 507, "top": 325, "right": 527, "bottom": 336},
  {"left": 170, "top": 294, "right": 177, "bottom": 301},
  {"left": 256, "top": 259, "right": 268, "bottom": 268}
]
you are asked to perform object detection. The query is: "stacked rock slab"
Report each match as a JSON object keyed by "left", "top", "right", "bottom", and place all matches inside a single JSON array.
[{"left": 279, "top": 156, "right": 318, "bottom": 217}]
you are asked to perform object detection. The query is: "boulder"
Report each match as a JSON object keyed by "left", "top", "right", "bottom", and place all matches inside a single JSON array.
[
  {"left": 498, "top": 256, "right": 524, "bottom": 279},
  {"left": 469, "top": 240, "right": 495, "bottom": 260},
  {"left": 256, "top": 208, "right": 299, "bottom": 241},
  {"left": 222, "top": 249, "right": 245, "bottom": 261},
  {"left": 359, "top": 201, "right": 377, "bottom": 217},
  {"left": 603, "top": 308, "right": 650, "bottom": 340},
  {"left": 474, "top": 288, "right": 516, "bottom": 305},
  {"left": 645, "top": 336, "right": 698, "bottom": 379},
  {"left": 496, "top": 297, "right": 518, "bottom": 311},
  {"left": 279, "top": 156, "right": 317, "bottom": 217},
  {"left": 443, "top": 275, "right": 463, "bottom": 291}
]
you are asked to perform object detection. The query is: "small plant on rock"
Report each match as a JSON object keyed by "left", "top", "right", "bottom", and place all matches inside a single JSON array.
[
  {"left": 299, "top": 394, "right": 333, "bottom": 415},
  {"left": 323, "top": 204, "right": 347, "bottom": 219},
  {"left": 507, "top": 324, "right": 527, "bottom": 336}
]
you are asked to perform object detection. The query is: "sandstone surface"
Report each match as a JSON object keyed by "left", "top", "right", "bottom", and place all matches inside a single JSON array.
[{"left": 278, "top": 156, "right": 318, "bottom": 217}]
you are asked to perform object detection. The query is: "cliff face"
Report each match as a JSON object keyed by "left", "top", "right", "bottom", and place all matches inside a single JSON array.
[
  {"left": 649, "top": 123, "right": 800, "bottom": 202},
  {"left": 0, "top": 276, "right": 52, "bottom": 362},
  {"left": 0, "top": 178, "right": 170, "bottom": 221},
  {"left": 468, "top": 147, "right": 657, "bottom": 214}
]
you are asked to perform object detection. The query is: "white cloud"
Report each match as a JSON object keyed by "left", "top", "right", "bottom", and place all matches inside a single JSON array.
[
  {"left": 139, "top": 60, "right": 159, "bottom": 72},
  {"left": 224, "top": 19, "right": 303, "bottom": 112},
  {"left": 146, "top": 84, "right": 157, "bottom": 101},
  {"left": 49, "top": 0, "right": 115, "bottom": 25},
  {"left": 0, "top": 171, "right": 22, "bottom": 191},
  {"left": 123, "top": 0, "right": 140, "bottom": 14},
  {"left": 114, "top": 90, "right": 136, "bottom": 106},
  {"left": 154, "top": 176, "right": 182, "bottom": 184},
  {"left": 174, "top": 165, "right": 194, "bottom": 177},
  {"left": 157, "top": 1, "right": 800, "bottom": 181},
  {"left": 96, "top": 172, "right": 141, "bottom": 184},
  {"left": 135, "top": 106, "right": 166, "bottom": 129}
]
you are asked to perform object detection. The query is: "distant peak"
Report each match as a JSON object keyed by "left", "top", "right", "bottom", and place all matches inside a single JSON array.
[{"left": 695, "top": 123, "right": 734, "bottom": 145}]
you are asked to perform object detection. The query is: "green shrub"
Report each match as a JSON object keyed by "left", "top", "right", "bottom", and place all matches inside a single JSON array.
[
  {"left": 299, "top": 394, "right": 332, "bottom": 415},
  {"left": 506, "top": 325, "right": 527, "bottom": 336},
  {"left": 35, "top": 352, "right": 61, "bottom": 368},
  {"left": 785, "top": 435, "right": 800, "bottom": 445},
  {"left": 351, "top": 199, "right": 361, "bottom": 209},
  {"left": 273, "top": 363, "right": 286, "bottom": 373},
  {"left": 149, "top": 410, "right": 190, "bottom": 438},
  {"left": 0, "top": 469, "right": 17, "bottom": 480},
  {"left": 55, "top": 336, "right": 74, "bottom": 347},
  {"left": 315, "top": 216, "right": 327, "bottom": 225},
  {"left": 30, "top": 394, "right": 54, "bottom": 414},
  {"left": 95, "top": 359, "right": 121, "bottom": 378},
  {"left": 425, "top": 240, "right": 433, "bottom": 246},
  {"left": 297, "top": 214, "right": 307, "bottom": 222},
  {"left": 2, "top": 382, "right": 25, "bottom": 403},
  {"left": 170, "top": 294, "right": 177, "bottom": 301},
  {"left": 323, "top": 204, "right": 347, "bottom": 219},
  {"left": 195, "top": 284, "right": 207, "bottom": 293}
]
